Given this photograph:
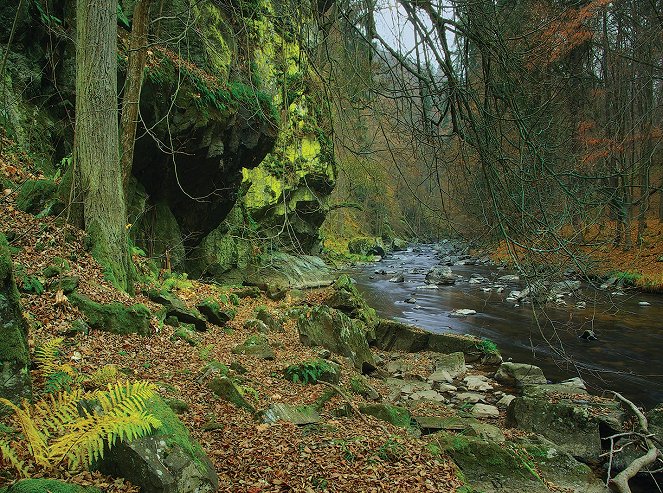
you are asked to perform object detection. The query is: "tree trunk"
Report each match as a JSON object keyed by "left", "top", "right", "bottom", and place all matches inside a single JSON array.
[
  {"left": 120, "top": 0, "right": 152, "bottom": 197},
  {"left": 75, "top": 0, "right": 131, "bottom": 291}
]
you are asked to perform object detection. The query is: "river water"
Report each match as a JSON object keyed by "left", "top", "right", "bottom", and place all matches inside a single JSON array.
[{"left": 347, "top": 245, "right": 663, "bottom": 409}]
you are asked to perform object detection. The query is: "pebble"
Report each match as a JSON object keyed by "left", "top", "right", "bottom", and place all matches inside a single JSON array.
[{"left": 639, "top": 301, "right": 651, "bottom": 306}]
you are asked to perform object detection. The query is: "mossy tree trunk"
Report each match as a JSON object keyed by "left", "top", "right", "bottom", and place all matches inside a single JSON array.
[{"left": 75, "top": 0, "right": 131, "bottom": 291}]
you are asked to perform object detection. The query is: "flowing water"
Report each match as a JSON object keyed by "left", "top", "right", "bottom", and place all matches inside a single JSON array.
[{"left": 347, "top": 245, "right": 663, "bottom": 409}]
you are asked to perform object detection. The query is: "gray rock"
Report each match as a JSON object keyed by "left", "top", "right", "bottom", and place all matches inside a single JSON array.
[
  {"left": 456, "top": 392, "right": 486, "bottom": 404},
  {"left": 463, "top": 375, "right": 493, "bottom": 392},
  {"left": 498, "top": 275, "right": 520, "bottom": 282},
  {"left": 262, "top": 403, "right": 321, "bottom": 425},
  {"left": 296, "top": 305, "right": 375, "bottom": 373},
  {"left": 449, "top": 308, "right": 477, "bottom": 318},
  {"left": 148, "top": 291, "right": 208, "bottom": 331},
  {"left": 386, "top": 359, "right": 412, "bottom": 375},
  {"left": 496, "top": 395, "right": 516, "bottom": 407},
  {"left": 465, "top": 422, "right": 505, "bottom": 442},
  {"left": 95, "top": 397, "right": 218, "bottom": 493},
  {"left": 246, "top": 253, "right": 333, "bottom": 289},
  {"left": 409, "top": 389, "right": 446, "bottom": 402},
  {"left": 427, "top": 369, "right": 453, "bottom": 384},
  {"left": 434, "top": 352, "right": 466, "bottom": 378},
  {"left": 472, "top": 403, "right": 500, "bottom": 418},
  {"left": 231, "top": 335, "right": 275, "bottom": 360},
  {"left": 0, "top": 234, "right": 31, "bottom": 404},
  {"left": 425, "top": 266, "right": 456, "bottom": 285},
  {"left": 495, "top": 362, "right": 547, "bottom": 387},
  {"left": 389, "top": 273, "right": 405, "bottom": 283}
]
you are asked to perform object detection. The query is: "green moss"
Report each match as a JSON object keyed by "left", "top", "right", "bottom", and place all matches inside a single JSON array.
[
  {"left": 68, "top": 293, "right": 151, "bottom": 336},
  {"left": 359, "top": 404, "right": 411, "bottom": 428},
  {"left": 0, "top": 234, "right": 29, "bottom": 365},
  {"left": 6, "top": 479, "right": 101, "bottom": 493},
  {"left": 146, "top": 396, "right": 206, "bottom": 469},
  {"left": 16, "top": 179, "right": 60, "bottom": 216}
]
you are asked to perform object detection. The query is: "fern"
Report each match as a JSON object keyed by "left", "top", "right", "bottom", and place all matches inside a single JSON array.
[
  {"left": 34, "top": 337, "right": 65, "bottom": 378},
  {"left": 88, "top": 364, "right": 119, "bottom": 387},
  {"left": 0, "top": 439, "right": 28, "bottom": 477},
  {"left": 0, "top": 381, "right": 161, "bottom": 476}
]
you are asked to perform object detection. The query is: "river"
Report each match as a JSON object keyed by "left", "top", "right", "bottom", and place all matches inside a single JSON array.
[{"left": 346, "top": 244, "right": 663, "bottom": 409}]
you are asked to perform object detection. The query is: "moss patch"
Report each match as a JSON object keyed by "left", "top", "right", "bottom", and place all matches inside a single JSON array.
[
  {"left": 68, "top": 293, "right": 151, "bottom": 336},
  {"left": 5, "top": 479, "right": 100, "bottom": 493}
]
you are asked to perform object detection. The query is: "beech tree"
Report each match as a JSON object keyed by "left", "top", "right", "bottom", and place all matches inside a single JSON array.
[{"left": 74, "top": 0, "right": 131, "bottom": 290}]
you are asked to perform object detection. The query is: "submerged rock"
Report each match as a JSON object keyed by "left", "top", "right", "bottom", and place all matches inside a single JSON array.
[{"left": 424, "top": 266, "right": 456, "bottom": 285}]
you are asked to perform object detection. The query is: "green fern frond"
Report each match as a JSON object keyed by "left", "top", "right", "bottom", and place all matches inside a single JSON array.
[
  {"left": 96, "top": 380, "right": 157, "bottom": 417},
  {"left": 0, "top": 438, "right": 29, "bottom": 478},
  {"left": 34, "top": 337, "right": 65, "bottom": 378},
  {"left": 0, "top": 398, "right": 49, "bottom": 469}
]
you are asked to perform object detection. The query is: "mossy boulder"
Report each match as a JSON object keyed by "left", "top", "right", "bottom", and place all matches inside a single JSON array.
[
  {"left": 432, "top": 431, "right": 606, "bottom": 493},
  {"left": 208, "top": 376, "right": 256, "bottom": 414},
  {"left": 359, "top": 404, "right": 411, "bottom": 428},
  {"left": 506, "top": 396, "right": 601, "bottom": 463},
  {"left": 94, "top": 396, "right": 218, "bottom": 493},
  {"left": 255, "top": 306, "right": 283, "bottom": 332},
  {"left": 327, "top": 275, "right": 378, "bottom": 332},
  {"left": 296, "top": 305, "right": 376, "bottom": 373},
  {"left": 0, "top": 233, "right": 31, "bottom": 404},
  {"left": 171, "top": 325, "right": 200, "bottom": 346},
  {"left": 246, "top": 252, "right": 334, "bottom": 290},
  {"left": 232, "top": 334, "right": 275, "bottom": 360},
  {"left": 68, "top": 293, "right": 151, "bottom": 336},
  {"left": 133, "top": 201, "right": 186, "bottom": 270},
  {"left": 348, "top": 237, "right": 386, "bottom": 256},
  {"left": 196, "top": 299, "right": 234, "bottom": 326},
  {"left": 16, "top": 179, "right": 62, "bottom": 216},
  {"left": 148, "top": 290, "right": 207, "bottom": 331},
  {"left": 3, "top": 479, "right": 100, "bottom": 493},
  {"left": 495, "top": 362, "right": 547, "bottom": 388}
]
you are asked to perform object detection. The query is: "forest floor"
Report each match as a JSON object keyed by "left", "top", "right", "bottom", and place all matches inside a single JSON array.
[{"left": 0, "top": 177, "right": 464, "bottom": 491}]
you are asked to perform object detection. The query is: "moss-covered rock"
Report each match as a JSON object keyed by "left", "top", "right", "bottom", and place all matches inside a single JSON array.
[
  {"left": 255, "top": 306, "right": 283, "bottom": 332},
  {"left": 4, "top": 479, "right": 100, "bottom": 493},
  {"left": 327, "top": 275, "right": 378, "bottom": 331},
  {"left": 147, "top": 290, "right": 208, "bottom": 331},
  {"left": 232, "top": 334, "right": 275, "bottom": 360},
  {"left": 171, "top": 325, "right": 200, "bottom": 346},
  {"left": 296, "top": 305, "right": 375, "bottom": 373},
  {"left": 348, "top": 237, "right": 386, "bottom": 256},
  {"left": 16, "top": 179, "right": 62, "bottom": 216},
  {"left": 94, "top": 395, "right": 218, "bottom": 493},
  {"left": 196, "top": 299, "right": 234, "bottom": 326},
  {"left": 68, "top": 293, "right": 151, "bottom": 336},
  {"left": 0, "top": 233, "right": 31, "bottom": 404},
  {"left": 208, "top": 376, "right": 256, "bottom": 414},
  {"left": 359, "top": 404, "right": 411, "bottom": 428}
]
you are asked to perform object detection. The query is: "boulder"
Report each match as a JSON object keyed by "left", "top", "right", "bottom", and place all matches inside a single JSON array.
[
  {"left": 424, "top": 266, "right": 456, "bottom": 285},
  {"left": 373, "top": 319, "right": 484, "bottom": 360},
  {"left": 431, "top": 431, "right": 607, "bottom": 493},
  {"left": 262, "top": 403, "right": 321, "bottom": 425},
  {"left": 208, "top": 376, "right": 256, "bottom": 414},
  {"left": 95, "top": 396, "right": 218, "bottom": 493},
  {"left": 67, "top": 293, "right": 152, "bottom": 336},
  {"left": 255, "top": 307, "right": 283, "bottom": 332},
  {"left": 196, "top": 299, "right": 234, "bottom": 326},
  {"left": 472, "top": 404, "right": 499, "bottom": 419},
  {"left": 359, "top": 404, "right": 411, "bottom": 428},
  {"left": 296, "top": 305, "right": 375, "bottom": 373},
  {"left": 506, "top": 396, "right": 602, "bottom": 462},
  {"left": 495, "top": 362, "right": 547, "bottom": 387},
  {"left": 148, "top": 291, "right": 207, "bottom": 331},
  {"left": 246, "top": 253, "right": 333, "bottom": 290},
  {"left": 327, "top": 275, "right": 378, "bottom": 330},
  {"left": 463, "top": 375, "right": 493, "bottom": 392},
  {"left": 0, "top": 234, "right": 31, "bottom": 404},
  {"left": 392, "top": 238, "right": 408, "bottom": 251},
  {"left": 231, "top": 335, "right": 275, "bottom": 360},
  {"left": 348, "top": 236, "right": 385, "bottom": 256}
]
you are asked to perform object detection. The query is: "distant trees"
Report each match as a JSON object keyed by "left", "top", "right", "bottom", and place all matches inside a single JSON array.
[{"left": 319, "top": 0, "right": 662, "bottom": 253}]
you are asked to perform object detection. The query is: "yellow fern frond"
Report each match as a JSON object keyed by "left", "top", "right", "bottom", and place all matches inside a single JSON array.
[
  {"left": 34, "top": 337, "right": 65, "bottom": 378},
  {"left": 88, "top": 364, "right": 119, "bottom": 387},
  {"left": 96, "top": 380, "right": 157, "bottom": 417},
  {"left": 0, "top": 398, "right": 49, "bottom": 469},
  {"left": 51, "top": 409, "right": 161, "bottom": 469},
  {"left": 32, "top": 389, "right": 83, "bottom": 436},
  {"left": 0, "top": 438, "right": 29, "bottom": 478}
]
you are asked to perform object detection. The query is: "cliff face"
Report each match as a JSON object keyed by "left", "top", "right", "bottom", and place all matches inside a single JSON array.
[{"left": 1, "top": 0, "right": 336, "bottom": 280}]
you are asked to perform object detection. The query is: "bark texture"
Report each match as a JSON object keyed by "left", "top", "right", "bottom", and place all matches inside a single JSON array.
[{"left": 75, "top": 0, "right": 130, "bottom": 290}]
